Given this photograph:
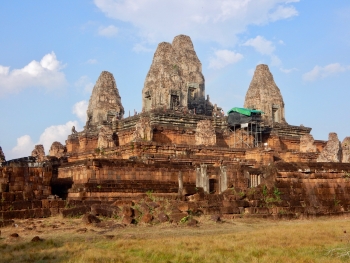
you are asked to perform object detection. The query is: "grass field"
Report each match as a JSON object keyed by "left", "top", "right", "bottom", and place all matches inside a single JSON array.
[{"left": 1, "top": 216, "right": 350, "bottom": 262}]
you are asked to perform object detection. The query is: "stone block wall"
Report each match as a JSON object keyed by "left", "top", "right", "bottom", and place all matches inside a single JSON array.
[
  {"left": 0, "top": 163, "right": 53, "bottom": 201},
  {"left": 58, "top": 160, "right": 196, "bottom": 185}
]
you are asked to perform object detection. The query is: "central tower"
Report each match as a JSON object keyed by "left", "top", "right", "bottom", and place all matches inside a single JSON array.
[{"left": 142, "top": 35, "right": 211, "bottom": 115}]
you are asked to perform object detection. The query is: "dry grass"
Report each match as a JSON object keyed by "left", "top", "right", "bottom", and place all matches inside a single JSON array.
[{"left": 1, "top": 216, "right": 350, "bottom": 262}]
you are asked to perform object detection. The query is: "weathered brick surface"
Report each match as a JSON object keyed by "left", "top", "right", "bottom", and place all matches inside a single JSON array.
[
  {"left": 61, "top": 206, "right": 90, "bottom": 218},
  {"left": 91, "top": 204, "right": 120, "bottom": 217}
]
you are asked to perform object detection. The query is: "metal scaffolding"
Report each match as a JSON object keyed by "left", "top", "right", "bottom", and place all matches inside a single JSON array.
[{"left": 229, "top": 121, "right": 263, "bottom": 148}]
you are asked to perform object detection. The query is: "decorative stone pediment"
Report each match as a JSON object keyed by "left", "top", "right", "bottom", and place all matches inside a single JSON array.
[
  {"left": 317, "top": 133, "right": 342, "bottom": 162},
  {"left": 97, "top": 126, "right": 114, "bottom": 149},
  {"left": 49, "top": 142, "right": 66, "bottom": 158},
  {"left": 195, "top": 120, "right": 216, "bottom": 146},
  {"left": 300, "top": 134, "right": 317, "bottom": 153},
  {"left": 132, "top": 117, "right": 153, "bottom": 142},
  {"left": 31, "top": 144, "right": 46, "bottom": 162},
  {"left": 342, "top": 137, "right": 350, "bottom": 163}
]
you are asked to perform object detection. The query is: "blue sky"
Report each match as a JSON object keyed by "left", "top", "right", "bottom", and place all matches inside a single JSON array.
[{"left": 1, "top": 0, "right": 349, "bottom": 160}]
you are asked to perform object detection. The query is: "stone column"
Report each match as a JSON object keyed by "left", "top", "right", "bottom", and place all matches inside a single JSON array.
[
  {"left": 178, "top": 171, "right": 183, "bottom": 197},
  {"left": 200, "top": 164, "right": 208, "bottom": 193},
  {"left": 254, "top": 175, "right": 258, "bottom": 187},
  {"left": 196, "top": 167, "right": 201, "bottom": 187},
  {"left": 219, "top": 166, "right": 227, "bottom": 194}
]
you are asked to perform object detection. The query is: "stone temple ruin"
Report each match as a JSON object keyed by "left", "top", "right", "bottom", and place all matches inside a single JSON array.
[{"left": 1, "top": 34, "right": 350, "bottom": 225}]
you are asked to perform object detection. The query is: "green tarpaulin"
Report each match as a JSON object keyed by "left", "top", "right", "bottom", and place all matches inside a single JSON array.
[{"left": 227, "top": 107, "right": 264, "bottom": 116}]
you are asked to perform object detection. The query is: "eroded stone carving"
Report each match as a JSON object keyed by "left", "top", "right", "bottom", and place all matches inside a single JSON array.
[
  {"left": 317, "top": 133, "right": 342, "bottom": 162},
  {"left": 0, "top": 146, "right": 5, "bottom": 162},
  {"left": 49, "top": 142, "right": 66, "bottom": 158},
  {"left": 87, "top": 71, "right": 124, "bottom": 127},
  {"left": 132, "top": 117, "right": 152, "bottom": 142},
  {"left": 142, "top": 35, "right": 213, "bottom": 115},
  {"left": 97, "top": 126, "right": 114, "bottom": 149},
  {"left": 300, "top": 134, "right": 317, "bottom": 153},
  {"left": 342, "top": 137, "right": 350, "bottom": 163},
  {"left": 195, "top": 120, "right": 216, "bottom": 146},
  {"left": 71, "top": 126, "right": 77, "bottom": 134},
  {"left": 244, "top": 64, "right": 287, "bottom": 125},
  {"left": 31, "top": 145, "right": 46, "bottom": 162}
]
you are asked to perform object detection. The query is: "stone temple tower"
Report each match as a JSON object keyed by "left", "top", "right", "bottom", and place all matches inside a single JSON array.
[
  {"left": 244, "top": 64, "right": 287, "bottom": 125},
  {"left": 142, "top": 35, "right": 212, "bottom": 115},
  {"left": 86, "top": 71, "right": 124, "bottom": 127}
]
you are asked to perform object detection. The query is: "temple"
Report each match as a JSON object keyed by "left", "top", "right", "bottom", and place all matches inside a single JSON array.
[{"left": 1, "top": 35, "right": 350, "bottom": 224}]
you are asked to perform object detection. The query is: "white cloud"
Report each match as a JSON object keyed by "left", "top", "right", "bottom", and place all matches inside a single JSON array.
[
  {"left": 38, "top": 121, "right": 79, "bottom": 152},
  {"left": 73, "top": 100, "right": 88, "bottom": 123},
  {"left": 10, "top": 121, "right": 80, "bottom": 159},
  {"left": 75, "top": 75, "right": 94, "bottom": 93},
  {"left": 0, "top": 65, "right": 10, "bottom": 75},
  {"left": 280, "top": 67, "right": 298, "bottom": 73},
  {"left": 11, "top": 135, "right": 35, "bottom": 158},
  {"left": 87, "top": 59, "right": 98, "bottom": 64},
  {"left": 244, "top": 36, "right": 285, "bottom": 68},
  {"left": 98, "top": 25, "right": 119, "bottom": 37},
  {"left": 270, "top": 55, "right": 282, "bottom": 67},
  {"left": 94, "top": 0, "right": 299, "bottom": 45},
  {"left": 85, "top": 83, "right": 94, "bottom": 93},
  {"left": 247, "top": 68, "right": 255, "bottom": 76},
  {"left": 303, "top": 63, "right": 349, "bottom": 82},
  {"left": 243, "top": 35, "right": 275, "bottom": 55},
  {"left": 268, "top": 5, "right": 298, "bottom": 21},
  {"left": 209, "top": 49, "right": 243, "bottom": 69},
  {"left": 132, "top": 43, "right": 153, "bottom": 53},
  {"left": 0, "top": 52, "right": 67, "bottom": 96}
]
